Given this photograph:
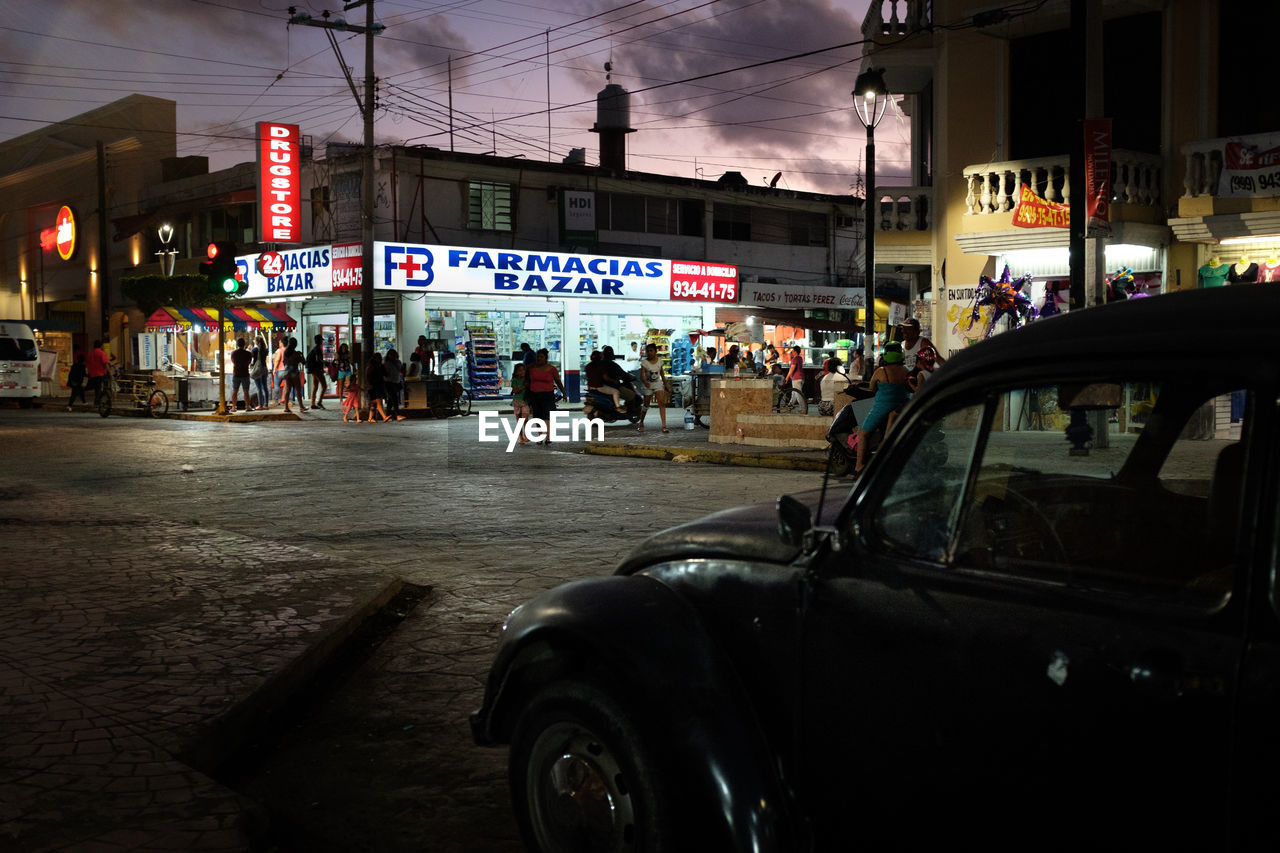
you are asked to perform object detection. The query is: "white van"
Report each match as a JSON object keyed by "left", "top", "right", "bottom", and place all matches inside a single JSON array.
[{"left": 0, "top": 321, "right": 40, "bottom": 404}]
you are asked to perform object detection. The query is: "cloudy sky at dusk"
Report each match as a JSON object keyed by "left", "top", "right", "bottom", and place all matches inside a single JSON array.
[{"left": 0, "top": 0, "right": 906, "bottom": 196}]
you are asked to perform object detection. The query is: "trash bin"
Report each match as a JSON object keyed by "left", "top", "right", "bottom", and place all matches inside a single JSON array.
[{"left": 176, "top": 378, "right": 189, "bottom": 411}]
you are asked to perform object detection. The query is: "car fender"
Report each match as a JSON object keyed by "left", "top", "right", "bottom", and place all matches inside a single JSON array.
[{"left": 471, "top": 573, "right": 801, "bottom": 851}]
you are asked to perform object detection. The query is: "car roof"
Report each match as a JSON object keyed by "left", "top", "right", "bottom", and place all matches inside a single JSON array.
[{"left": 937, "top": 287, "right": 1278, "bottom": 384}]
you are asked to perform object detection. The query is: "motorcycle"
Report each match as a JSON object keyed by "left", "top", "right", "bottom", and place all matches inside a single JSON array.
[{"left": 581, "top": 374, "right": 644, "bottom": 424}]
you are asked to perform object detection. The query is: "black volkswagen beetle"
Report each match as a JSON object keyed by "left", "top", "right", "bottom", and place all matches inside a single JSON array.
[{"left": 472, "top": 286, "right": 1280, "bottom": 852}]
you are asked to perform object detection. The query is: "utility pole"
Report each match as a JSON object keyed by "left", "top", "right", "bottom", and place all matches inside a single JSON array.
[{"left": 288, "top": 3, "right": 383, "bottom": 368}]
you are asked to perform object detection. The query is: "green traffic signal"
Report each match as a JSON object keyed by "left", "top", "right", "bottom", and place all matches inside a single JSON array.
[{"left": 202, "top": 241, "right": 243, "bottom": 296}]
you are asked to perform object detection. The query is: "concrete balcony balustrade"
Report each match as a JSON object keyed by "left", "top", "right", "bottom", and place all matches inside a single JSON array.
[
  {"left": 962, "top": 151, "right": 1164, "bottom": 217},
  {"left": 873, "top": 186, "right": 932, "bottom": 231},
  {"left": 1172, "top": 130, "right": 1280, "bottom": 242},
  {"left": 862, "top": 0, "right": 932, "bottom": 38}
]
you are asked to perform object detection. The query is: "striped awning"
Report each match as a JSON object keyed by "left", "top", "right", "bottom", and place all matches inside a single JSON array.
[
  {"left": 143, "top": 307, "right": 189, "bottom": 331},
  {"left": 254, "top": 305, "right": 297, "bottom": 329},
  {"left": 142, "top": 305, "right": 297, "bottom": 333}
]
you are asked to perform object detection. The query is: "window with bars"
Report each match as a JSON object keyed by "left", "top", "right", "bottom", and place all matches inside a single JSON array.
[{"left": 467, "top": 181, "right": 514, "bottom": 232}]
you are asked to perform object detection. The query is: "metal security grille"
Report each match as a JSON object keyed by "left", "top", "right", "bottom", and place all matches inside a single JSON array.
[{"left": 467, "top": 181, "right": 513, "bottom": 232}]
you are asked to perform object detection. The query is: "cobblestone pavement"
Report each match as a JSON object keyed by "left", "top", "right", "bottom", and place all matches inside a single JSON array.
[{"left": 0, "top": 405, "right": 836, "bottom": 852}]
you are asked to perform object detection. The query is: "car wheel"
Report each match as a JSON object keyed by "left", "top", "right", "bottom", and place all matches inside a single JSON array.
[{"left": 510, "top": 680, "right": 671, "bottom": 853}]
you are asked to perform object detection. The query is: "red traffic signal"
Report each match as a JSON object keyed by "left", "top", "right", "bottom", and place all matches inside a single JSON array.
[{"left": 200, "top": 241, "right": 245, "bottom": 296}]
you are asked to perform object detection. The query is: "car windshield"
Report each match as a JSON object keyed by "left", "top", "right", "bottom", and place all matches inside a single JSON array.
[{"left": 871, "top": 378, "right": 1244, "bottom": 607}]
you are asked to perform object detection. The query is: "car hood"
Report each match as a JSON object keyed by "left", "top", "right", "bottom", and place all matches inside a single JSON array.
[{"left": 616, "top": 486, "right": 842, "bottom": 575}]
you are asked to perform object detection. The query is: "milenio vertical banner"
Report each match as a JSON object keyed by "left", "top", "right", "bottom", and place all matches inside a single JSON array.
[
  {"left": 1084, "top": 118, "right": 1112, "bottom": 238},
  {"left": 257, "top": 122, "right": 301, "bottom": 243}
]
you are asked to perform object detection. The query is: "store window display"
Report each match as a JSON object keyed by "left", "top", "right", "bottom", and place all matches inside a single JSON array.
[
  {"left": 1256, "top": 254, "right": 1280, "bottom": 283},
  {"left": 1228, "top": 255, "right": 1259, "bottom": 284},
  {"left": 1199, "top": 256, "right": 1228, "bottom": 288}
]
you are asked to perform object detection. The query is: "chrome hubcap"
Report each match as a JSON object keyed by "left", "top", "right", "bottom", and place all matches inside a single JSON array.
[{"left": 529, "top": 724, "right": 635, "bottom": 852}]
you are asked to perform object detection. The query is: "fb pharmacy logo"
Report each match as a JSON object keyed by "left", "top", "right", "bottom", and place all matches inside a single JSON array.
[
  {"left": 477, "top": 412, "right": 603, "bottom": 452},
  {"left": 384, "top": 244, "right": 434, "bottom": 288}
]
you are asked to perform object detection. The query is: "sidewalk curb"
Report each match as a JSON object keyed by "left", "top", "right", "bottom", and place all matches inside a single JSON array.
[
  {"left": 178, "top": 575, "right": 406, "bottom": 775},
  {"left": 585, "top": 441, "right": 828, "bottom": 471}
]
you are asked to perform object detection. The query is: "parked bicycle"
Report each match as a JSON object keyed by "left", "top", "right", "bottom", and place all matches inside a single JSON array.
[
  {"left": 98, "top": 369, "right": 169, "bottom": 418},
  {"left": 774, "top": 384, "right": 807, "bottom": 415},
  {"left": 424, "top": 373, "right": 472, "bottom": 418}
]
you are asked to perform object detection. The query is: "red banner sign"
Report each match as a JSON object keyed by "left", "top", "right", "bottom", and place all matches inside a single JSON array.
[
  {"left": 1084, "top": 117, "right": 1112, "bottom": 237},
  {"left": 257, "top": 122, "right": 301, "bottom": 243},
  {"left": 669, "top": 261, "right": 738, "bottom": 302},
  {"left": 331, "top": 242, "right": 362, "bottom": 291},
  {"left": 1011, "top": 184, "right": 1069, "bottom": 229}
]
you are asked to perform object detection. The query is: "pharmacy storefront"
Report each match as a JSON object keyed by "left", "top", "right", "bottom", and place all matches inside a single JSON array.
[{"left": 235, "top": 242, "right": 739, "bottom": 401}]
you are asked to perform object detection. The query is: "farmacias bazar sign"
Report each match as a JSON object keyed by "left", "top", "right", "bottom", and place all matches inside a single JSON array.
[
  {"left": 379, "top": 243, "right": 738, "bottom": 302},
  {"left": 233, "top": 243, "right": 739, "bottom": 303}
]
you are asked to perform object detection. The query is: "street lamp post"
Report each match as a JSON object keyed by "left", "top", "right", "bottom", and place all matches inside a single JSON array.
[{"left": 853, "top": 68, "right": 889, "bottom": 351}]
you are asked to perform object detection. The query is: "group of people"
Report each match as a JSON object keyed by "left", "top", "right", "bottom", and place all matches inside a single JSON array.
[{"left": 66, "top": 339, "right": 112, "bottom": 409}]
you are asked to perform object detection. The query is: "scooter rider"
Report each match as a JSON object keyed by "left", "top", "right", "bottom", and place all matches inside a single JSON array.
[
  {"left": 584, "top": 350, "right": 623, "bottom": 411},
  {"left": 600, "top": 345, "right": 640, "bottom": 411}
]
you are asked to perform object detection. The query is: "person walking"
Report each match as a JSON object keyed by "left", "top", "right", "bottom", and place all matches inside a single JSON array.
[
  {"left": 785, "top": 345, "right": 806, "bottom": 397},
  {"left": 67, "top": 352, "right": 87, "bottom": 409},
  {"left": 86, "top": 340, "right": 110, "bottom": 407},
  {"left": 854, "top": 341, "right": 911, "bottom": 476},
  {"left": 250, "top": 336, "right": 270, "bottom": 410},
  {"left": 282, "top": 337, "right": 306, "bottom": 413},
  {"left": 527, "top": 348, "right": 567, "bottom": 444},
  {"left": 229, "top": 337, "right": 253, "bottom": 413},
  {"left": 272, "top": 336, "right": 288, "bottom": 404},
  {"left": 383, "top": 349, "right": 406, "bottom": 421},
  {"left": 341, "top": 371, "right": 362, "bottom": 422},
  {"left": 333, "top": 342, "right": 353, "bottom": 403},
  {"left": 637, "top": 342, "right": 672, "bottom": 434},
  {"left": 509, "top": 361, "right": 531, "bottom": 445},
  {"left": 363, "top": 352, "right": 390, "bottom": 422},
  {"left": 306, "top": 334, "right": 328, "bottom": 409}
]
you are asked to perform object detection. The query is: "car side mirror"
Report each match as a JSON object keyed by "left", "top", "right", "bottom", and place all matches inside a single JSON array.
[{"left": 777, "top": 494, "right": 812, "bottom": 547}]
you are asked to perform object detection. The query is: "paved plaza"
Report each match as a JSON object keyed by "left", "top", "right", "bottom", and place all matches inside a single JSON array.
[{"left": 0, "top": 405, "right": 834, "bottom": 852}]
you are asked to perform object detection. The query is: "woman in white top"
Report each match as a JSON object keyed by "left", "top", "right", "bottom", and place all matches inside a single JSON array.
[
  {"left": 637, "top": 343, "right": 671, "bottom": 433},
  {"left": 818, "top": 358, "right": 850, "bottom": 417}
]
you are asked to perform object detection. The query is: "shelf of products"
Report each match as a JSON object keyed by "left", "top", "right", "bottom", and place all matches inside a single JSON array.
[
  {"left": 465, "top": 323, "right": 501, "bottom": 399},
  {"left": 645, "top": 328, "right": 674, "bottom": 375},
  {"left": 578, "top": 320, "right": 598, "bottom": 369}
]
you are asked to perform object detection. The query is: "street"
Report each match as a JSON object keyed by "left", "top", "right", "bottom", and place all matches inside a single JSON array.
[{"left": 0, "top": 407, "right": 828, "bottom": 852}]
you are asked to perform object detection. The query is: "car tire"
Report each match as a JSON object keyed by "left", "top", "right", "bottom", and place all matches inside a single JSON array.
[{"left": 510, "top": 680, "right": 672, "bottom": 853}]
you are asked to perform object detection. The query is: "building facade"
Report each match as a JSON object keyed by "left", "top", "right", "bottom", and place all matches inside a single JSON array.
[{"left": 861, "top": 0, "right": 1280, "bottom": 359}]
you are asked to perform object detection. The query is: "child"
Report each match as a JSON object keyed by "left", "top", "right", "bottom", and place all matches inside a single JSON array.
[
  {"left": 341, "top": 372, "right": 361, "bottom": 422},
  {"left": 510, "top": 362, "right": 531, "bottom": 445},
  {"left": 637, "top": 342, "right": 671, "bottom": 433}
]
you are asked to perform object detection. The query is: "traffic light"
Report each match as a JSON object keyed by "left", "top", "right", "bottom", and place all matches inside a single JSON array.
[{"left": 200, "top": 241, "right": 245, "bottom": 296}]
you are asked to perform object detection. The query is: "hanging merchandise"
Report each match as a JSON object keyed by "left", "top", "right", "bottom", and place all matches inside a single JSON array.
[{"left": 968, "top": 265, "right": 1038, "bottom": 338}]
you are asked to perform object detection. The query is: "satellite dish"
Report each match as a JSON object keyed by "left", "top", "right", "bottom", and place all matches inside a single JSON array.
[{"left": 770, "top": 171, "right": 783, "bottom": 188}]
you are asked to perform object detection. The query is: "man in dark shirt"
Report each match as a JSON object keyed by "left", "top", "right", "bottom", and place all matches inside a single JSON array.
[
  {"left": 229, "top": 337, "right": 254, "bottom": 412},
  {"left": 306, "top": 333, "right": 328, "bottom": 409}
]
